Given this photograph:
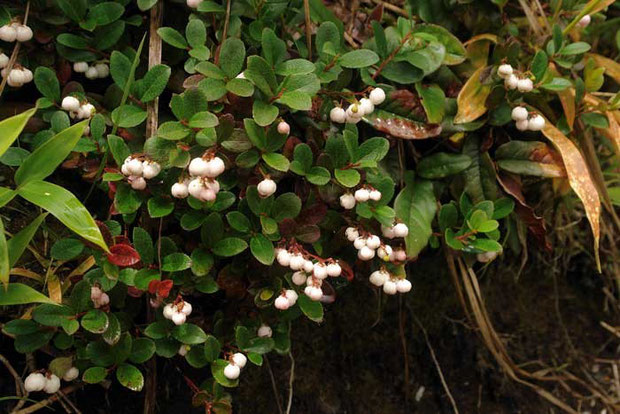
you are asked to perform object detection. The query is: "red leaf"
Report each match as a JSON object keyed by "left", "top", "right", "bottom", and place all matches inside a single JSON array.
[
  {"left": 147, "top": 280, "right": 159, "bottom": 294},
  {"left": 107, "top": 244, "right": 141, "bottom": 267},
  {"left": 127, "top": 286, "right": 143, "bottom": 298},
  {"left": 157, "top": 280, "right": 173, "bottom": 298},
  {"left": 96, "top": 221, "right": 114, "bottom": 248}
]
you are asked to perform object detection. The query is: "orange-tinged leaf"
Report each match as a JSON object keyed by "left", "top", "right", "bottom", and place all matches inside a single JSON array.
[
  {"left": 47, "top": 272, "right": 63, "bottom": 304},
  {"left": 586, "top": 53, "right": 620, "bottom": 84},
  {"left": 464, "top": 34, "right": 497, "bottom": 70},
  {"left": 454, "top": 66, "right": 492, "bottom": 124},
  {"left": 539, "top": 117, "right": 601, "bottom": 270},
  {"left": 549, "top": 64, "right": 575, "bottom": 130}
]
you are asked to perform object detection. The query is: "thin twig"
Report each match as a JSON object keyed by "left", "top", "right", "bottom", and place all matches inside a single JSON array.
[
  {"left": 264, "top": 356, "right": 283, "bottom": 414},
  {"left": 303, "top": 0, "right": 312, "bottom": 60},
  {"left": 12, "top": 384, "right": 82, "bottom": 414},
  {"left": 369, "top": 0, "right": 408, "bottom": 17},
  {"left": 0, "top": 353, "right": 26, "bottom": 412},
  {"left": 398, "top": 296, "right": 410, "bottom": 407},
  {"left": 222, "top": 0, "right": 232, "bottom": 43},
  {"left": 285, "top": 351, "right": 295, "bottom": 414},
  {"left": 413, "top": 316, "right": 460, "bottom": 414},
  {"left": 371, "top": 31, "right": 412, "bottom": 80},
  {"left": 145, "top": 0, "right": 163, "bottom": 139}
]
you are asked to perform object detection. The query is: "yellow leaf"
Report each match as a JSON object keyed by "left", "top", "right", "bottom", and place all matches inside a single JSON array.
[
  {"left": 539, "top": 118, "right": 601, "bottom": 270},
  {"left": 586, "top": 53, "right": 620, "bottom": 84},
  {"left": 47, "top": 271, "right": 63, "bottom": 304},
  {"left": 455, "top": 66, "right": 492, "bottom": 124},
  {"left": 549, "top": 64, "right": 575, "bottom": 130}
]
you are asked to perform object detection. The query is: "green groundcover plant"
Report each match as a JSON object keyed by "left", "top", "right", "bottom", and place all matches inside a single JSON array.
[{"left": 0, "top": 0, "right": 618, "bottom": 412}]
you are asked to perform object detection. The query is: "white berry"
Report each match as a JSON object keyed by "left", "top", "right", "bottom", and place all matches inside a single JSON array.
[
  {"left": 477, "top": 251, "right": 498, "bottom": 263},
  {"left": 302, "top": 260, "right": 314, "bottom": 274},
  {"left": 178, "top": 345, "right": 189, "bottom": 356},
  {"left": 577, "top": 14, "right": 590, "bottom": 28},
  {"left": 257, "top": 324, "right": 272, "bottom": 338},
  {"left": 383, "top": 280, "right": 397, "bottom": 295},
  {"left": 505, "top": 74, "right": 518, "bottom": 90},
  {"left": 62, "top": 96, "right": 81, "bottom": 112},
  {"left": 232, "top": 353, "right": 247, "bottom": 368},
  {"left": 0, "top": 53, "right": 8, "bottom": 68},
  {"left": 353, "top": 237, "right": 366, "bottom": 250},
  {"left": 142, "top": 161, "right": 161, "bottom": 179},
  {"left": 393, "top": 223, "right": 409, "bottom": 238},
  {"left": 257, "top": 178, "right": 277, "bottom": 197},
  {"left": 345, "top": 113, "right": 362, "bottom": 124},
  {"left": 396, "top": 279, "right": 412, "bottom": 293},
  {"left": 515, "top": 119, "right": 529, "bottom": 131},
  {"left": 277, "top": 121, "right": 290, "bottom": 135},
  {"left": 171, "top": 311, "right": 186, "bottom": 326},
  {"left": 16, "top": 25, "right": 33, "bottom": 42},
  {"left": 129, "top": 176, "right": 147, "bottom": 190},
  {"left": 224, "top": 363, "right": 240, "bottom": 380},
  {"left": 275, "top": 295, "right": 290, "bottom": 310},
  {"left": 0, "top": 25, "right": 17, "bottom": 42},
  {"left": 292, "top": 271, "right": 307, "bottom": 286},
  {"left": 94, "top": 63, "right": 109, "bottom": 78},
  {"left": 163, "top": 303, "right": 175, "bottom": 319},
  {"left": 528, "top": 114, "right": 545, "bottom": 131},
  {"left": 354, "top": 188, "right": 370, "bottom": 202},
  {"left": 326, "top": 262, "right": 341, "bottom": 277},
  {"left": 22, "top": 68, "right": 33, "bottom": 83},
  {"left": 181, "top": 301, "right": 192, "bottom": 316},
  {"left": 43, "top": 375, "right": 61, "bottom": 394},
  {"left": 340, "top": 193, "right": 356, "bottom": 209},
  {"left": 171, "top": 182, "right": 189, "bottom": 198},
  {"left": 345, "top": 227, "right": 359, "bottom": 241},
  {"left": 366, "top": 235, "right": 381, "bottom": 250},
  {"left": 369, "top": 88, "right": 386, "bottom": 105},
  {"left": 85, "top": 66, "right": 98, "bottom": 80},
  {"left": 358, "top": 246, "right": 375, "bottom": 261},
  {"left": 511, "top": 106, "right": 528, "bottom": 121},
  {"left": 206, "top": 157, "right": 225, "bottom": 177},
  {"left": 24, "top": 373, "right": 46, "bottom": 392},
  {"left": 189, "top": 157, "right": 209, "bottom": 177},
  {"left": 359, "top": 98, "right": 375, "bottom": 115},
  {"left": 289, "top": 254, "right": 305, "bottom": 271},
  {"left": 285, "top": 289, "right": 298, "bottom": 306},
  {"left": 517, "top": 78, "right": 533, "bottom": 93},
  {"left": 188, "top": 178, "right": 204, "bottom": 198},
  {"left": 377, "top": 245, "right": 393, "bottom": 261},
  {"left": 90, "top": 286, "right": 103, "bottom": 301},
  {"left": 276, "top": 249, "right": 291, "bottom": 267},
  {"left": 73, "top": 62, "right": 88, "bottom": 73},
  {"left": 497, "top": 64, "right": 513, "bottom": 79},
  {"left": 381, "top": 225, "right": 395, "bottom": 239},
  {"left": 369, "top": 270, "right": 389, "bottom": 287},
  {"left": 304, "top": 285, "right": 323, "bottom": 301},
  {"left": 186, "top": 0, "right": 203, "bottom": 8},
  {"left": 330, "top": 107, "right": 346, "bottom": 123},
  {"left": 62, "top": 367, "right": 79, "bottom": 382},
  {"left": 346, "top": 103, "right": 362, "bottom": 119},
  {"left": 8, "top": 69, "right": 24, "bottom": 85},
  {"left": 369, "top": 189, "right": 382, "bottom": 201},
  {"left": 313, "top": 263, "right": 328, "bottom": 280}
]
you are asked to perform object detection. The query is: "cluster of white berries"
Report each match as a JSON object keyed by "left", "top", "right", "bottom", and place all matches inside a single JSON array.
[
  {"left": 497, "top": 64, "right": 534, "bottom": 93},
  {"left": 329, "top": 88, "right": 386, "bottom": 124},
  {"left": 276, "top": 247, "right": 343, "bottom": 302},
  {"left": 121, "top": 156, "right": 161, "bottom": 191},
  {"left": 577, "top": 14, "right": 590, "bottom": 28},
  {"left": 345, "top": 224, "right": 407, "bottom": 263},
  {"left": 274, "top": 289, "right": 299, "bottom": 310},
  {"left": 223, "top": 352, "right": 247, "bottom": 380},
  {"left": 24, "top": 368, "right": 78, "bottom": 394},
  {"left": 61, "top": 96, "right": 96, "bottom": 120},
  {"left": 0, "top": 22, "right": 33, "bottom": 42},
  {"left": 186, "top": 0, "right": 204, "bottom": 8},
  {"left": 257, "top": 178, "right": 277, "bottom": 198},
  {"left": 511, "top": 106, "right": 545, "bottom": 131},
  {"left": 339, "top": 186, "right": 382, "bottom": 210},
  {"left": 171, "top": 155, "right": 225, "bottom": 201},
  {"left": 1, "top": 64, "right": 33, "bottom": 88},
  {"left": 73, "top": 61, "right": 110, "bottom": 80},
  {"left": 369, "top": 269, "right": 412, "bottom": 295},
  {"left": 90, "top": 286, "right": 109, "bottom": 308},
  {"left": 163, "top": 300, "right": 192, "bottom": 326}
]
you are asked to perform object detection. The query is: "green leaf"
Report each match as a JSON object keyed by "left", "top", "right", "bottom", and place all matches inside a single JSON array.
[
  {"left": 6, "top": 213, "right": 46, "bottom": 268},
  {"left": 307, "top": 167, "right": 331, "bottom": 185},
  {"left": 147, "top": 197, "right": 174, "bottom": 218},
  {"left": 339, "top": 49, "right": 379, "bottom": 68},
  {"left": 262, "top": 152, "right": 290, "bottom": 172},
  {"left": 334, "top": 168, "right": 361, "bottom": 188},
  {"left": 262, "top": 28, "right": 286, "bottom": 66},
  {"left": 252, "top": 100, "right": 279, "bottom": 127},
  {"left": 15, "top": 121, "right": 87, "bottom": 186},
  {"left": 531, "top": 50, "right": 548, "bottom": 81},
  {"left": 226, "top": 78, "right": 254, "bottom": 97},
  {"left": 129, "top": 338, "right": 156, "bottom": 363},
  {"left": 250, "top": 234, "right": 274, "bottom": 265},
  {"left": 272, "top": 193, "right": 301, "bottom": 222},
  {"left": 417, "top": 153, "right": 472, "bottom": 179},
  {"left": 394, "top": 176, "right": 437, "bottom": 258},
  {"left": 0, "top": 285, "right": 57, "bottom": 306},
  {"left": 86, "top": 2, "right": 124, "bottom": 27},
  {"left": 51, "top": 238, "right": 84, "bottom": 261},
  {"left": 412, "top": 24, "right": 466, "bottom": 65},
  {"left": 560, "top": 42, "right": 591, "bottom": 55},
  {"left": 277, "top": 91, "right": 311, "bottom": 111},
  {"left": 116, "top": 363, "right": 144, "bottom": 392},
  {"left": 297, "top": 294, "right": 323, "bottom": 322},
  {"left": 212, "top": 237, "right": 248, "bottom": 257},
  {"left": 191, "top": 248, "right": 213, "bottom": 276},
  {"left": 172, "top": 323, "right": 208, "bottom": 344},
  {"left": 161, "top": 252, "right": 192, "bottom": 272},
  {"left": 244, "top": 56, "right": 277, "bottom": 97},
  {"left": 34, "top": 67, "right": 61, "bottom": 102},
  {"left": 111, "top": 105, "right": 147, "bottom": 128},
  {"left": 83, "top": 367, "right": 108, "bottom": 384},
  {"left": 204, "top": 335, "right": 221, "bottom": 362},
  {"left": 540, "top": 77, "right": 572, "bottom": 91},
  {"left": 226, "top": 211, "right": 251, "bottom": 233},
  {"left": 133, "top": 227, "right": 154, "bottom": 265},
  {"left": 82, "top": 309, "right": 109, "bottom": 334},
  {"left": 275, "top": 59, "right": 315, "bottom": 76},
  {"left": 140, "top": 64, "right": 171, "bottom": 102},
  {"left": 17, "top": 180, "right": 108, "bottom": 252},
  {"left": 0, "top": 108, "right": 37, "bottom": 157},
  {"left": 107, "top": 135, "right": 131, "bottom": 167},
  {"left": 219, "top": 38, "right": 245, "bottom": 78},
  {"left": 415, "top": 83, "right": 445, "bottom": 124},
  {"left": 157, "top": 121, "right": 191, "bottom": 140},
  {"left": 157, "top": 27, "right": 188, "bottom": 49},
  {"left": 186, "top": 19, "right": 206, "bottom": 49},
  {"left": 211, "top": 359, "right": 238, "bottom": 388},
  {"left": 110, "top": 51, "right": 132, "bottom": 90}
]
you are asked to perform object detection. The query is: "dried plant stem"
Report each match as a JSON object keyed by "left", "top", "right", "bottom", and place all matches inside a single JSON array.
[
  {"left": 303, "top": 0, "right": 312, "bottom": 60},
  {"left": 0, "top": 353, "right": 26, "bottom": 412},
  {"left": 12, "top": 384, "right": 82, "bottom": 414},
  {"left": 264, "top": 356, "right": 283, "bottom": 414},
  {"left": 285, "top": 351, "right": 295, "bottom": 414},
  {"left": 145, "top": 0, "right": 163, "bottom": 139}
]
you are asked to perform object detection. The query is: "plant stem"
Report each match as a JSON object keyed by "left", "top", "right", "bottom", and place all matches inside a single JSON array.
[
  {"left": 303, "top": 0, "right": 312, "bottom": 60},
  {"left": 371, "top": 31, "right": 412, "bottom": 81}
]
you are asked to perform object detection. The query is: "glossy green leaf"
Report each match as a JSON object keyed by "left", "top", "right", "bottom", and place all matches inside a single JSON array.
[
  {"left": 0, "top": 108, "right": 37, "bottom": 157},
  {"left": 0, "top": 283, "right": 58, "bottom": 305}
]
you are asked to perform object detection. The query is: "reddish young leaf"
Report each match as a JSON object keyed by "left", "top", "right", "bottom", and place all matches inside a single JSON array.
[{"left": 107, "top": 244, "right": 141, "bottom": 267}]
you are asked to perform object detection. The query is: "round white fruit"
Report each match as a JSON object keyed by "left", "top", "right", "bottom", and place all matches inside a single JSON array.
[
  {"left": 130, "top": 176, "right": 147, "bottom": 190},
  {"left": 277, "top": 121, "right": 290, "bottom": 135},
  {"left": 340, "top": 193, "right": 356, "bottom": 209},
  {"left": 528, "top": 114, "right": 545, "bottom": 131},
  {"left": 142, "top": 161, "right": 161, "bottom": 179},
  {"left": 276, "top": 249, "right": 291, "bottom": 266},
  {"left": 22, "top": 68, "right": 33, "bottom": 83},
  {"left": 8, "top": 69, "right": 25, "bottom": 85},
  {"left": 172, "top": 312, "right": 187, "bottom": 326},
  {"left": 517, "top": 78, "right": 533, "bottom": 93},
  {"left": 73, "top": 62, "right": 89, "bottom": 73},
  {"left": 94, "top": 63, "right": 110, "bottom": 78},
  {"left": 359, "top": 98, "right": 374, "bottom": 115},
  {"left": 275, "top": 295, "right": 290, "bottom": 310},
  {"left": 0, "top": 25, "right": 17, "bottom": 42},
  {"left": 85, "top": 66, "right": 98, "bottom": 80},
  {"left": 0, "top": 53, "right": 8, "bottom": 68},
  {"left": 330, "top": 107, "right": 346, "bottom": 123},
  {"left": 511, "top": 106, "right": 528, "bottom": 121},
  {"left": 171, "top": 182, "right": 189, "bottom": 198},
  {"left": 62, "top": 367, "right": 79, "bottom": 382},
  {"left": 383, "top": 280, "right": 397, "bottom": 295},
  {"left": 43, "top": 375, "right": 61, "bottom": 394},
  {"left": 377, "top": 245, "right": 393, "bottom": 261},
  {"left": 224, "top": 363, "right": 241, "bottom": 380},
  {"left": 369, "top": 189, "right": 382, "bottom": 201},
  {"left": 163, "top": 304, "right": 175, "bottom": 319},
  {"left": 515, "top": 119, "right": 529, "bottom": 131},
  {"left": 62, "top": 96, "right": 81, "bottom": 112},
  {"left": 345, "top": 227, "right": 359, "bottom": 241},
  {"left": 189, "top": 157, "right": 209, "bottom": 177},
  {"left": 16, "top": 25, "right": 33, "bottom": 42},
  {"left": 302, "top": 260, "right": 314, "bottom": 274},
  {"left": 505, "top": 74, "right": 518, "bottom": 90},
  {"left": 353, "top": 237, "right": 366, "bottom": 250},
  {"left": 497, "top": 64, "right": 513, "bottom": 78},
  {"left": 366, "top": 235, "right": 381, "bottom": 250},
  {"left": 292, "top": 271, "right": 307, "bottom": 286},
  {"left": 393, "top": 223, "right": 409, "bottom": 238},
  {"left": 257, "top": 324, "right": 272, "bottom": 338},
  {"left": 24, "top": 373, "right": 46, "bottom": 392},
  {"left": 346, "top": 103, "right": 363, "bottom": 118},
  {"left": 396, "top": 279, "right": 412, "bottom": 293},
  {"left": 381, "top": 225, "right": 395, "bottom": 239},
  {"left": 257, "top": 178, "right": 277, "bottom": 197},
  {"left": 181, "top": 301, "right": 192, "bottom": 316},
  {"left": 304, "top": 286, "right": 323, "bottom": 301},
  {"left": 354, "top": 188, "right": 370, "bottom": 202},
  {"left": 313, "top": 263, "right": 328, "bottom": 280},
  {"left": 369, "top": 270, "right": 388, "bottom": 287},
  {"left": 578, "top": 14, "right": 590, "bottom": 28},
  {"left": 206, "top": 157, "right": 225, "bottom": 177},
  {"left": 369, "top": 88, "right": 386, "bottom": 105},
  {"left": 289, "top": 254, "right": 305, "bottom": 271},
  {"left": 358, "top": 246, "right": 375, "bottom": 261},
  {"left": 232, "top": 353, "right": 247, "bottom": 368},
  {"left": 285, "top": 289, "right": 298, "bottom": 306},
  {"left": 326, "top": 262, "right": 341, "bottom": 277},
  {"left": 188, "top": 178, "right": 204, "bottom": 198}
]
